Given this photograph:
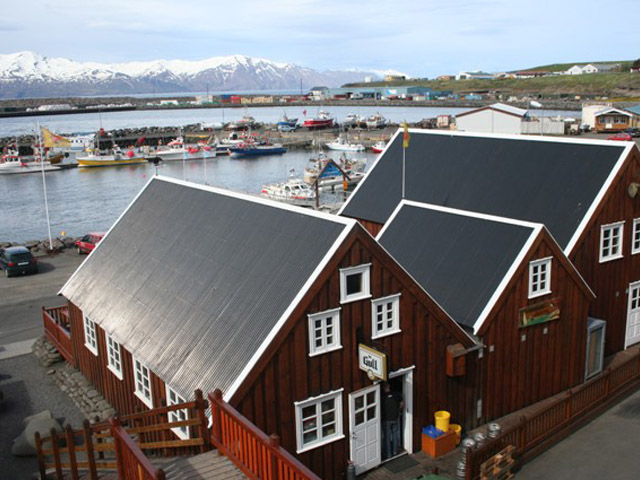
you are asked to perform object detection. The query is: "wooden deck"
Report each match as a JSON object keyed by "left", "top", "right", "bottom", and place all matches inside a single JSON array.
[{"left": 153, "top": 451, "right": 246, "bottom": 480}]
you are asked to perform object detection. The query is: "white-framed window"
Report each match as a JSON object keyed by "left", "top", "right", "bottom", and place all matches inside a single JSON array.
[
  {"left": 371, "top": 294, "right": 401, "bottom": 339},
  {"left": 339, "top": 264, "right": 371, "bottom": 303},
  {"left": 308, "top": 308, "right": 342, "bottom": 356},
  {"left": 294, "top": 389, "right": 344, "bottom": 453},
  {"left": 166, "top": 385, "right": 189, "bottom": 440},
  {"left": 528, "top": 258, "right": 552, "bottom": 299},
  {"left": 133, "top": 357, "right": 153, "bottom": 408},
  {"left": 632, "top": 219, "right": 640, "bottom": 255},
  {"left": 600, "top": 222, "right": 624, "bottom": 263},
  {"left": 83, "top": 314, "right": 98, "bottom": 356},
  {"left": 105, "top": 334, "right": 123, "bottom": 380}
]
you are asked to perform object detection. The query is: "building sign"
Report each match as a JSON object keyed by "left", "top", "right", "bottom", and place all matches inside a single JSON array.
[
  {"left": 519, "top": 299, "right": 560, "bottom": 328},
  {"left": 358, "top": 344, "right": 387, "bottom": 381}
]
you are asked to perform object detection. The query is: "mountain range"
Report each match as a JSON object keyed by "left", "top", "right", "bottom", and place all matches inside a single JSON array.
[{"left": 0, "top": 51, "right": 406, "bottom": 99}]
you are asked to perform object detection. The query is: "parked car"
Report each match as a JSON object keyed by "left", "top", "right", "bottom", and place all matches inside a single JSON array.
[
  {"left": 607, "top": 132, "right": 633, "bottom": 141},
  {"left": 74, "top": 232, "right": 105, "bottom": 254},
  {"left": 0, "top": 246, "right": 38, "bottom": 277},
  {"left": 624, "top": 127, "right": 640, "bottom": 138}
]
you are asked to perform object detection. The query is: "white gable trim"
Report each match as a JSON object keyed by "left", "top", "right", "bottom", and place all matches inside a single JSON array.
[
  {"left": 564, "top": 143, "right": 635, "bottom": 255},
  {"left": 472, "top": 226, "right": 542, "bottom": 334},
  {"left": 224, "top": 222, "right": 356, "bottom": 401}
]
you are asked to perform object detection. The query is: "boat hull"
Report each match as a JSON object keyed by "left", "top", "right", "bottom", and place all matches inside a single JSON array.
[
  {"left": 232, "top": 147, "right": 287, "bottom": 157},
  {"left": 0, "top": 164, "right": 61, "bottom": 175},
  {"left": 325, "top": 142, "right": 365, "bottom": 152},
  {"left": 76, "top": 157, "right": 148, "bottom": 167}
]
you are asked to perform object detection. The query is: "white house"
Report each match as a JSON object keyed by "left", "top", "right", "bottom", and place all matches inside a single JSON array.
[
  {"left": 566, "top": 65, "right": 585, "bottom": 75},
  {"left": 455, "top": 71, "right": 495, "bottom": 80},
  {"left": 455, "top": 103, "right": 528, "bottom": 134}
]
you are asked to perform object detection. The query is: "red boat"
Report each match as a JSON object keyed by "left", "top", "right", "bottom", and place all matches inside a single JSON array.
[
  {"left": 371, "top": 141, "right": 387, "bottom": 154},
  {"left": 302, "top": 110, "right": 334, "bottom": 129}
]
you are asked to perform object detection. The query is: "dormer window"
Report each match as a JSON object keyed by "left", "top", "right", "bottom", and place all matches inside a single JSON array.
[
  {"left": 340, "top": 264, "right": 371, "bottom": 303},
  {"left": 529, "top": 258, "right": 552, "bottom": 299}
]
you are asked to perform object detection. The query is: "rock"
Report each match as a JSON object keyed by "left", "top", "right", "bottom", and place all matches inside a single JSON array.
[
  {"left": 22, "top": 410, "right": 52, "bottom": 427},
  {"left": 25, "top": 240, "right": 39, "bottom": 249},
  {"left": 12, "top": 416, "right": 63, "bottom": 456},
  {"left": 47, "top": 369, "right": 56, "bottom": 375}
]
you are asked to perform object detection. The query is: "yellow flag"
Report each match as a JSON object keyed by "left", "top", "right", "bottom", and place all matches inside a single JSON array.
[
  {"left": 42, "top": 127, "right": 71, "bottom": 148},
  {"left": 403, "top": 121, "right": 410, "bottom": 149}
]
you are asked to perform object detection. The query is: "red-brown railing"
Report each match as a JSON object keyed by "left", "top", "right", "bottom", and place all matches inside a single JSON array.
[
  {"left": 465, "top": 347, "right": 640, "bottom": 479},
  {"left": 210, "top": 389, "right": 321, "bottom": 480},
  {"left": 36, "top": 390, "right": 210, "bottom": 479},
  {"left": 111, "top": 417, "right": 165, "bottom": 480},
  {"left": 42, "top": 305, "right": 75, "bottom": 367}
]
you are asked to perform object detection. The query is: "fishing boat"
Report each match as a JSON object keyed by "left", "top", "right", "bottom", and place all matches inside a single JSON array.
[
  {"left": 261, "top": 177, "right": 315, "bottom": 206},
  {"left": 151, "top": 137, "right": 215, "bottom": 162},
  {"left": 277, "top": 114, "right": 298, "bottom": 131},
  {"left": 0, "top": 152, "right": 61, "bottom": 174},
  {"left": 371, "top": 141, "right": 387, "bottom": 154},
  {"left": 325, "top": 136, "right": 365, "bottom": 152},
  {"left": 342, "top": 113, "right": 363, "bottom": 129},
  {"left": 365, "top": 113, "right": 390, "bottom": 129},
  {"left": 304, "top": 152, "right": 366, "bottom": 187},
  {"left": 232, "top": 142, "right": 287, "bottom": 157},
  {"left": 76, "top": 147, "right": 148, "bottom": 168},
  {"left": 302, "top": 110, "right": 334, "bottom": 129},
  {"left": 227, "top": 114, "right": 258, "bottom": 131}
]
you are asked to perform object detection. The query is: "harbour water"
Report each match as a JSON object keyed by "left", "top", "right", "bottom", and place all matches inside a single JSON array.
[
  {"left": 0, "top": 150, "right": 379, "bottom": 243},
  {"left": 0, "top": 104, "right": 580, "bottom": 243}
]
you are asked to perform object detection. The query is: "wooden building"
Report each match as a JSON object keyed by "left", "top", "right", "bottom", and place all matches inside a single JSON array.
[
  {"left": 58, "top": 176, "right": 480, "bottom": 478},
  {"left": 377, "top": 201, "right": 595, "bottom": 420},
  {"left": 340, "top": 130, "right": 640, "bottom": 358},
  {"left": 593, "top": 107, "right": 635, "bottom": 133}
]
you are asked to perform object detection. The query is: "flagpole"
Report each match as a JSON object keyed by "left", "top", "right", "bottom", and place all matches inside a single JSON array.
[
  {"left": 402, "top": 146, "right": 406, "bottom": 199},
  {"left": 37, "top": 122, "right": 53, "bottom": 251}
]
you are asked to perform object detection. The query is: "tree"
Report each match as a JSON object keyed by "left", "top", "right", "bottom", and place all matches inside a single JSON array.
[{"left": 632, "top": 59, "right": 640, "bottom": 68}]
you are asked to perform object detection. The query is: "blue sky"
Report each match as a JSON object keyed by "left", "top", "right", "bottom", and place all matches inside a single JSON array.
[{"left": 2, "top": 0, "right": 639, "bottom": 76}]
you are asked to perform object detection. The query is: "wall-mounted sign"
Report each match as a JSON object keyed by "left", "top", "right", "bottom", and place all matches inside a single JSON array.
[
  {"left": 519, "top": 298, "right": 560, "bottom": 328},
  {"left": 358, "top": 344, "right": 387, "bottom": 381}
]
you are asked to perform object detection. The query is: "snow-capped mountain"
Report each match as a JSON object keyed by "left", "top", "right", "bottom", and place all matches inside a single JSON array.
[{"left": 0, "top": 52, "right": 403, "bottom": 99}]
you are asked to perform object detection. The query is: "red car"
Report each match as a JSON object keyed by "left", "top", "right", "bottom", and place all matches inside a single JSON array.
[
  {"left": 75, "top": 232, "right": 105, "bottom": 254},
  {"left": 607, "top": 132, "right": 633, "bottom": 141}
]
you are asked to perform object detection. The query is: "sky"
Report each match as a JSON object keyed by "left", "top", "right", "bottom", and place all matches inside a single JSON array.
[{"left": 1, "top": 0, "right": 639, "bottom": 77}]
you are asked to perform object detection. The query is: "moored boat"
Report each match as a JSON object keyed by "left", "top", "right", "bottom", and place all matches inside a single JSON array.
[
  {"left": 304, "top": 152, "right": 366, "bottom": 188},
  {"left": 325, "top": 136, "right": 365, "bottom": 152},
  {"left": 277, "top": 114, "right": 298, "bottom": 131},
  {"left": 232, "top": 143, "right": 287, "bottom": 157},
  {"left": 371, "top": 140, "right": 387, "bottom": 154},
  {"left": 0, "top": 153, "right": 61, "bottom": 174},
  {"left": 261, "top": 177, "right": 315, "bottom": 206},
  {"left": 76, "top": 147, "right": 148, "bottom": 167},
  {"left": 151, "top": 137, "right": 215, "bottom": 162},
  {"left": 302, "top": 110, "right": 334, "bottom": 129},
  {"left": 365, "top": 113, "right": 390, "bottom": 129},
  {"left": 342, "top": 113, "right": 363, "bottom": 129}
]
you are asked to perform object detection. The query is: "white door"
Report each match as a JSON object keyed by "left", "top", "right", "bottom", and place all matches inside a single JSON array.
[
  {"left": 626, "top": 281, "right": 640, "bottom": 348},
  {"left": 389, "top": 368, "right": 414, "bottom": 453},
  {"left": 349, "top": 385, "right": 381, "bottom": 475}
]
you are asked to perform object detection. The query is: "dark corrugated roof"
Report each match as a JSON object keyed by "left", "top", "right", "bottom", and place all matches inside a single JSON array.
[
  {"left": 60, "top": 177, "right": 350, "bottom": 400},
  {"left": 378, "top": 203, "right": 535, "bottom": 329},
  {"left": 341, "top": 131, "right": 626, "bottom": 250}
]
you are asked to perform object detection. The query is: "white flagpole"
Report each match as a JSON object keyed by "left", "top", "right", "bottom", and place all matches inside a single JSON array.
[
  {"left": 37, "top": 122, "right": 53, "bottom": 250},
  {"left": 402, "top": 146, "right": 406, "bottom": 199},
  {"left": 203, "top": 147, "right": 208, "bottom": 185}
]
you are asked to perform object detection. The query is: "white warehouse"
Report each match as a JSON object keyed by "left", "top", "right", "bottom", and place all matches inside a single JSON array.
[{"left": 455, "top": 103, "right": 528, "bottom": 134}]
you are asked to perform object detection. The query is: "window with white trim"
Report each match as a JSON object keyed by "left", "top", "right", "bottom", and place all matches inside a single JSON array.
[
  {"left": 105, "top": 334, "right": 123, "bottom": 380},
  {"left": 600, "top": 222, "right": 624, "bottom": 262},
  {"left": 371, "top": 294, "right": 401, "bottom": 338},
  {"left": 308, "top": 308, "right": 341, "bottom": 356},
  {"left": 166, "top": 385, "right": 189, "bottom": 440},
  {"left": 340, "top": 264, "right": 371, "bottom": 303},
  {"left": 83, "top": 314, "right": 98, "bottom": 356},
  {"left": 632, "top": 219, "right": 640, "bottom": 255},
  {"left": 133, "top": 357, "right": 153, "bottom": 408},
  {"left": 528, "top": 258, "right": 552, "bottom": 299},
  {"left": 295, "top": 390, "right": 343, "bottom": 453}
]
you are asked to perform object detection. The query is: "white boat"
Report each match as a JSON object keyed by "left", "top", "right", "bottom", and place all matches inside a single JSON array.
[
  {"left": 304, "top": 153, "right": 366, "bottom": 188},
  {"left": 0, "top": 153, "right": 61, "bottom": 174},
  {"left": 151, "top": 137, "right": 214, "bottom": 162},
  {"left": 325, "top": 136, "right": 365, "bottom": 152},
  {"left": 342, "top": 113, "right": 363, "bottom": 128},
  {"left": 76, "top": 147, "right": 148, "bottom": 168},
  {"left": 371, "top": 141, "right": 387, "bottom": 154},
  {"left": 365, "top": 113, "right": 390, "bottom": 129},
  {"left": 261, "top": 177, "right": 316, "bottom": 207}
]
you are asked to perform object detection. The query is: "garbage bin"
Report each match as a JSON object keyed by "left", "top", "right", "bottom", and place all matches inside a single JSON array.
[{"left": 434, "top": 410, "right": 450, "bottom": 432}]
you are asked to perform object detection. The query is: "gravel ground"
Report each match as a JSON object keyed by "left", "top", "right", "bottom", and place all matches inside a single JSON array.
[{"left": 0, "top": 352, "right": 85, "bottom": 480}]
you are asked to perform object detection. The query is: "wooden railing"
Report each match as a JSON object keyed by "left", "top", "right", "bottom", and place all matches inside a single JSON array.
[
  {"left": 465, "top": 347, "right": 640, "bottom": 479},
  {"left": 111, "top": 417, "right": 165, "bottom": 480},
  {"left": 210, "top": 389, "right": 321, "bottom": 480},
  {"left": 35, "top": 390, "right": 210, "bottom": 479},
  {"left": 42, "top": 305, "right": 75, "bottom": 367}
]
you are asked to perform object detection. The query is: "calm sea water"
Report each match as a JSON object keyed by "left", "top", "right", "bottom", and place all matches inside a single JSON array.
[
  {"left": 0, "top": 150, "right": 378, "bottom": 243},
  {"left": 0, "top": 105, "right": 579, "bottom": 242}
]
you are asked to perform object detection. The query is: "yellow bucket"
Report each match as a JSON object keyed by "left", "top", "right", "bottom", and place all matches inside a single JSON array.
[
  {"left": 449, "top": 423, "right": 462, "bottom": 445},
  {"left": 434, "top": 410, "right": 450, "bottom": 432}
]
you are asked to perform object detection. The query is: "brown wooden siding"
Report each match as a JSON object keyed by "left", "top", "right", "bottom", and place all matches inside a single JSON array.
[
  {"left": 595, "top": 115, "right": 631, "bottom": 132},
  {"left": 355, "top": 219, "right": 383, "bottom": 237},
  {"left": 68, "top": 302, "right": 167, "bottom": 416},
  {"left": 479, "top": 232, "right": 592, "bottom": 420},
  {"left": 231, "top": 226, "right": 479, "bottom": 479},
  {"left": 570, "top": 147, "right": 640, "bottom": 355}
]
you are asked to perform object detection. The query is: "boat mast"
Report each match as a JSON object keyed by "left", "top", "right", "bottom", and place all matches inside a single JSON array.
[{"left": 36, "top": 122, "right": 53, "bottom": 251}]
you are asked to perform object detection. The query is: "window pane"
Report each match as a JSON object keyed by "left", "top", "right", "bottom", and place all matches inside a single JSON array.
[
  {"left": 367, "top": 406, "right": 376, "bottom": 421},
  {"left": 303, "top": 430, "right": 318, "bottom": 444},
  {"left": 302, "top": 405, "right": 316, "bottom": 418},
  {"left": 355, "top": 411, "right": 365, "bottom": 425},
  {"left": 346, "top": 273, "right": 362, "bottom": 295},
  {"left": 321, "top": 399, "right": 334, "bottom": 412},
  {"left": 322, "top": 424, "right": 336, "bottom": 437},
  {"left": 355, "top": 396, "right": 364, "bottom": 410}
]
